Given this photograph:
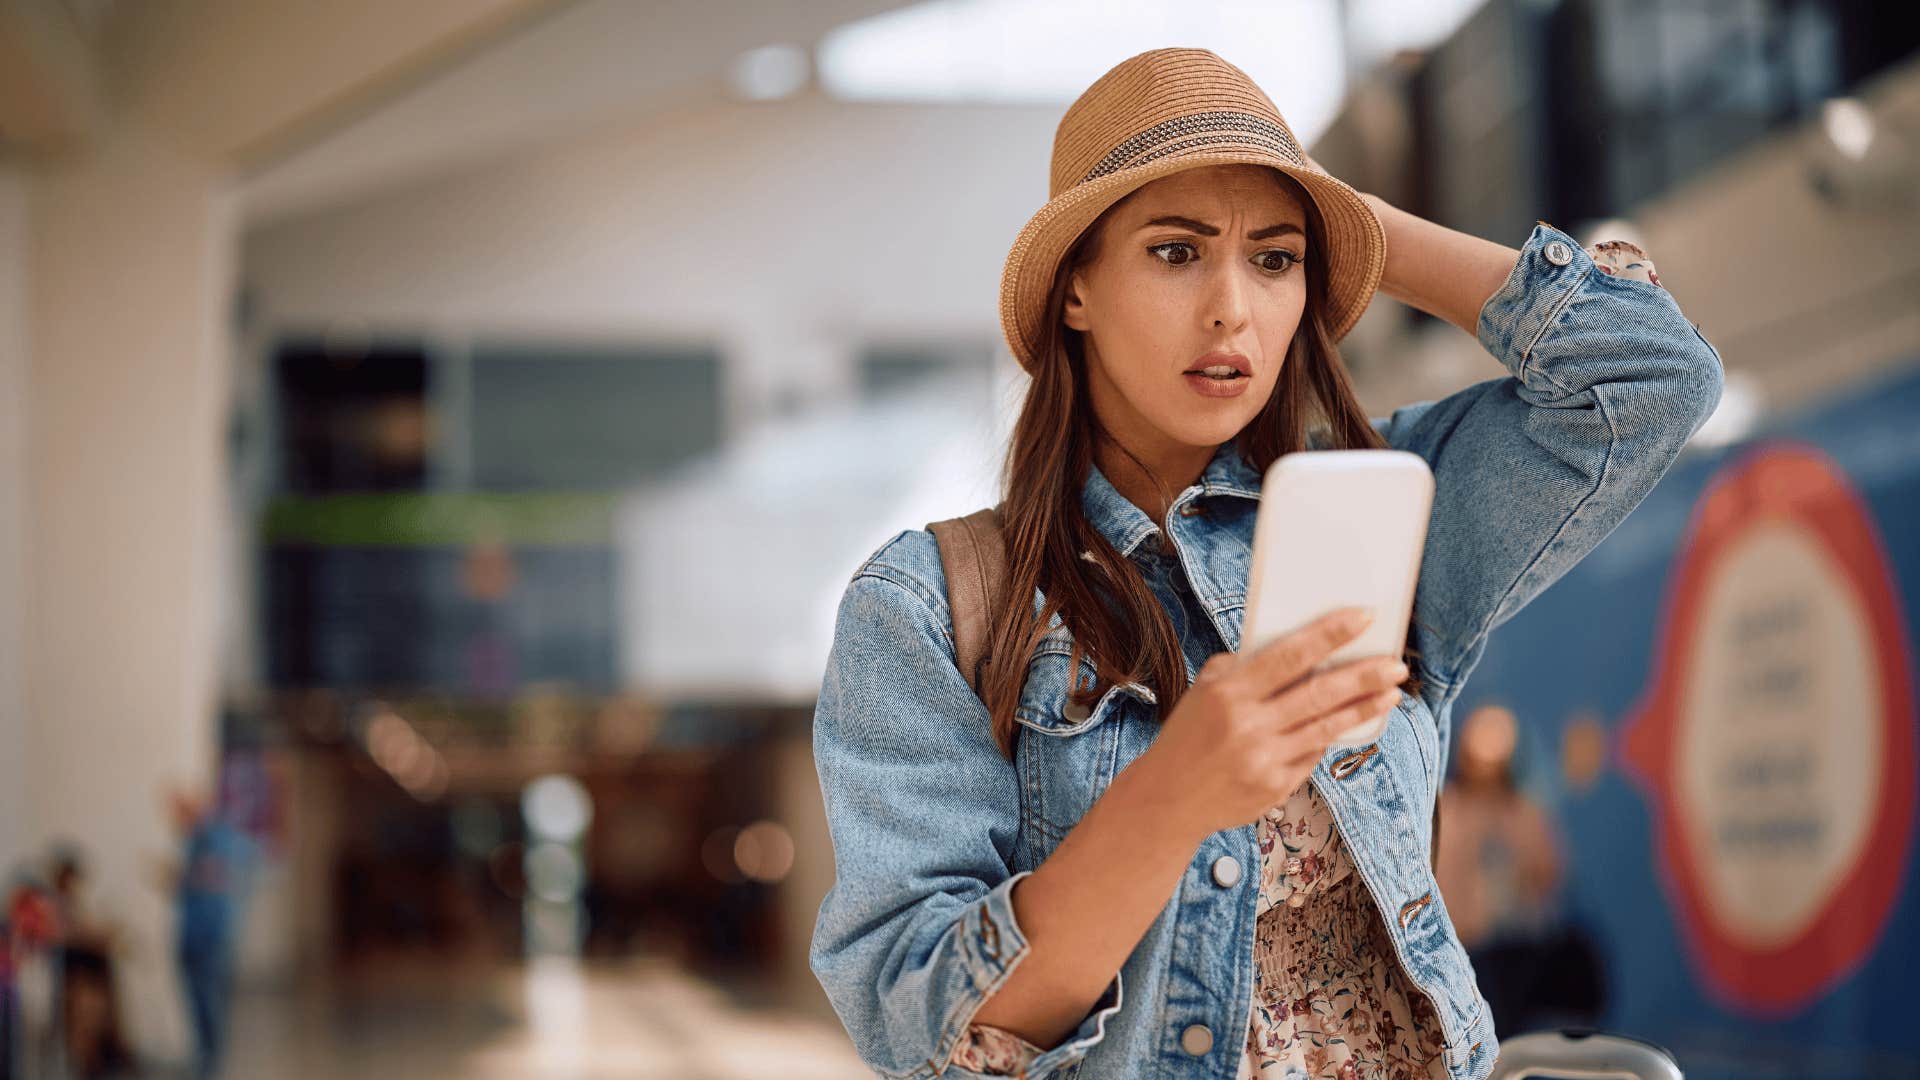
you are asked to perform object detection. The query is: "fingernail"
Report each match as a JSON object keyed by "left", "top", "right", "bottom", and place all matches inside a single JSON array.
[{"left": 1351, "top": 609, "right": 1375, "bottom": 629}]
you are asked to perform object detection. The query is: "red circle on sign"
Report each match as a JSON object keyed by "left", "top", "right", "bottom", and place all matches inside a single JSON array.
[{"left": 1620, "top": 442, "right": 1914, "bottom": 1016}]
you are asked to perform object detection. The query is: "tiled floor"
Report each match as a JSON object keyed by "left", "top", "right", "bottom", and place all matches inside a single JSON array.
[{"left": 219, "top": 956, "right": 869, "bottom": 1079}]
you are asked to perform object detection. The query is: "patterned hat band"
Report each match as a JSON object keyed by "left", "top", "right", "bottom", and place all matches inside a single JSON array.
[{"left": 1078, "top": 110, "right": 1305, "bottom": 186}]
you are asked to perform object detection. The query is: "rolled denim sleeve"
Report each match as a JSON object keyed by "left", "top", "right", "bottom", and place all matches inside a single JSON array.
[
  {"left": 809, "top": 559, "right": 1122, "bottom": 1079},
  {"left": 1373, "top": 222, "right": 1723, "bottom": 718}
]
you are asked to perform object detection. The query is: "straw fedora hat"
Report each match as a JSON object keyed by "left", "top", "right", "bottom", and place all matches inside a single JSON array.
[{"left": 999, "top": 47, "right": 1385, "bottom": 374}]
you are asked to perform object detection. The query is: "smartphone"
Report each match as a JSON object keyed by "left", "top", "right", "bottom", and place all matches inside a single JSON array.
[{"left": 1240, "top": 449, "right": 1434, "bottom": 748}]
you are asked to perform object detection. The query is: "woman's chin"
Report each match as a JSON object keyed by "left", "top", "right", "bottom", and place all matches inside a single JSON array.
[{"left": 1157, "top": 410, "right": 1255, "bottom": 448}]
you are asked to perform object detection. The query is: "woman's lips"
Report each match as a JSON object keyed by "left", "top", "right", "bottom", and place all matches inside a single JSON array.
[{"left": 1182, "top": 371, "right": 1251, "bottom": 398}]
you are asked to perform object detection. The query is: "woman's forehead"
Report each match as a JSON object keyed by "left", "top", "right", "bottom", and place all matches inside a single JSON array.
[{"left": 1122, "top": 164, "right": 1305, "bottom": 220}]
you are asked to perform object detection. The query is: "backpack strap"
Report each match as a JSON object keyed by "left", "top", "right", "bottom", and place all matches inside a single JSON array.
[{"left": 925, "top": 505, "right": 1009, "bottom": 696}]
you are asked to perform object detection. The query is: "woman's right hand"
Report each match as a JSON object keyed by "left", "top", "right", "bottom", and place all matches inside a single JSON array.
[{"left": 1144, "top": 607, "right": 1407, "bottom": 839}]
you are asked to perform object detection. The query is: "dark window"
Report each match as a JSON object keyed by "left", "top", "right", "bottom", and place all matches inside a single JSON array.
[
  {"left": 276, "top": 340, "right": 430, "bottom": 494},
  {"left": 470, "top": 344, "right": 722, "bottom": 491}
]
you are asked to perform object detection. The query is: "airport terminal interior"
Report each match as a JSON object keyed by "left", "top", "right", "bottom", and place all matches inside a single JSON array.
[{"left": 3, "top": 1, "right": 1918, "bottom": 1077}]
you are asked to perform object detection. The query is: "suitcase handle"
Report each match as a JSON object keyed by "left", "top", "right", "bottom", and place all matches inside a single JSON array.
[{"left": 1489, "top": 1028, "right": 1683, "bottom": 1080}]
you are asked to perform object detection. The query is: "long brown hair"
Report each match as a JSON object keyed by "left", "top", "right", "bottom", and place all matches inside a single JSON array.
[{"left": 979, "top": 168, "right": 1423, "bottom": 761}]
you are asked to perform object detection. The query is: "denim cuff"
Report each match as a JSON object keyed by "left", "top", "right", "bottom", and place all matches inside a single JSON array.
[
  {"left": 964, "top": 869, "right": 1030, "bottom": 983},
  {"left": 1474, "top": 221, "right": 1593, "bottom": 380},
  {"left": 941, "top": 870, "right": 1125, "bottom": 1077}
]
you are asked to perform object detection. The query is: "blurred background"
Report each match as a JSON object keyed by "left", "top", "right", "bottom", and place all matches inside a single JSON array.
[{"left": 0, "top": 0, "right": 1916, "bottom": 1077}]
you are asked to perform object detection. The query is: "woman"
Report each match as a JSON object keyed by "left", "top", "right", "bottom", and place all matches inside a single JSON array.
[
  {"left": 809, "top": 48, "right": 1720, "bottom": 1080},
  {"left": 1436, "top": 706, "right": 1606, "bottom": 1039}
]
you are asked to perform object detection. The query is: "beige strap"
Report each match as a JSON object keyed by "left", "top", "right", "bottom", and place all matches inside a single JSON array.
[{"left": 926, "top": 506, "right": 1009, "bottom": 696}]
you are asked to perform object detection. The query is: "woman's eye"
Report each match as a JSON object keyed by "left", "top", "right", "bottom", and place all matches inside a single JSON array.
[
  {"left": 1254, "top": 249, "right": 1302, "bottom": 274},
  {"left": 1147, "top": 241, "right": 1196, "bottom": 267}
]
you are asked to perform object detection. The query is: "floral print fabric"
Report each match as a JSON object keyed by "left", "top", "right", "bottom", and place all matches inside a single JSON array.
[
  {"left": 1588, "top": 238, "right": 1661, "bottom": 287},
  {"left": 950, "top": 1022, "right": 1049, "bottom": 1074},
  {"left": 1237, "top": 781, "right": 1448, "bottom": 1079}
]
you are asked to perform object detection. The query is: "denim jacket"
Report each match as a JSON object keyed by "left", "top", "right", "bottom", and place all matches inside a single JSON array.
[{"left": 809, "top": 223, "right": 1724, "bottom": 1079}]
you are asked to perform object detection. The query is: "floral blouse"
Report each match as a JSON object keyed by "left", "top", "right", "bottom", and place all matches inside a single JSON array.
[
  {"left": 1587, "top": 238, "right": 1660, "bottom": 286},
  {"left": 949, "top": 238, "right": 1662, "bottom": 1078},
  {"left": 1236, "top": 781, "right": 1448, "bottom": 1079}
]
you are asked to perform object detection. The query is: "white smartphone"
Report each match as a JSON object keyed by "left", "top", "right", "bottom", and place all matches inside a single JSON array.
[{"left": 1240, "top": 449, "right": 1434, "bottom": 748}]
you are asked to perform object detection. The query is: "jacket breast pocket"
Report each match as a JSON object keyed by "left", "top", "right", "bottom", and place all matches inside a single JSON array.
[{"left": 1012, "top": 642, "right": 1130, "bottom": 862}]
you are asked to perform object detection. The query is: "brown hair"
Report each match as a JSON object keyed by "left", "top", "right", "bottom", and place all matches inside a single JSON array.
[{"left": 979, "top": 168, "right": 1423, "bottom": 760}]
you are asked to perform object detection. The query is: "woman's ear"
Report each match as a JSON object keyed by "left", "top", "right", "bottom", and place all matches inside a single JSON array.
[{"left": 1062, "top": 268, "right": 1092, "bottom": 332}]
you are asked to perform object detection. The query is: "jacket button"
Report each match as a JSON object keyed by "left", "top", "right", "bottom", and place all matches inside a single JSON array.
[
  {"left": 1181, "top": 1023, "right": 1213, "bottom": 1056},
  {"left": 1062, "top": 700, "right": 1092, "bottom": 722},
  {"left": 1210, "top": 855, "right": 1242, "bottom": 888},
  {"left": 1544, "top": 239, "right": 1573, "bottom": 266}
]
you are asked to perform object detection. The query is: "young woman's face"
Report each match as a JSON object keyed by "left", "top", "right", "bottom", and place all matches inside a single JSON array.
[{"left": 1064, "top": 163, "right": 1309, "bottom": 456}]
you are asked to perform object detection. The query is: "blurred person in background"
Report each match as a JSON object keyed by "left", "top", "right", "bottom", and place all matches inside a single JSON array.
[
  {"left": 47, "top": 849, "right": 135, "bottom": 1078},
  {"left": 1435, "top": 705, "right": 1603, "bottom": 1034},
  {"left": 4, "top": 872, "right": 63, "bottom": 1079},
  {"left": 810, "top": 46, "right": 1720, "bottom": 1080},
  {"left": 154, "top": 787, "right": 255, "bottom": 1080}
]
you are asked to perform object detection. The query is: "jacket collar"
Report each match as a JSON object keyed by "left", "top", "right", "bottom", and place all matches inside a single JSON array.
[{"left": 1079, "top": 441, "right": 1264, "bottom": 557}]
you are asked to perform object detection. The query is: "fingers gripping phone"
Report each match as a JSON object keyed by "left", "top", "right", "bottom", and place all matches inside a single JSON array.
[{"left": 1240, "top": 450, "right": 1435, "bottom": 748}]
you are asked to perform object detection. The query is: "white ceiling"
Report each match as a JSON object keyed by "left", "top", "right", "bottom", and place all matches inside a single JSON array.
[{"left": 238, "top": 0, "right": 908, "bottom": 227}]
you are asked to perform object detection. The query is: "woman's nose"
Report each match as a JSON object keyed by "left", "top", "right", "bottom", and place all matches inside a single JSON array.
[{"left": 1204, "top": 261, "right": 1251, "bottom": 331}]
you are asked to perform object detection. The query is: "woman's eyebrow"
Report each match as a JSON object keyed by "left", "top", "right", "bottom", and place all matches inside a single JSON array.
[{"left": 1136, "top": 215, "right": 1304, "bottom": 241}]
